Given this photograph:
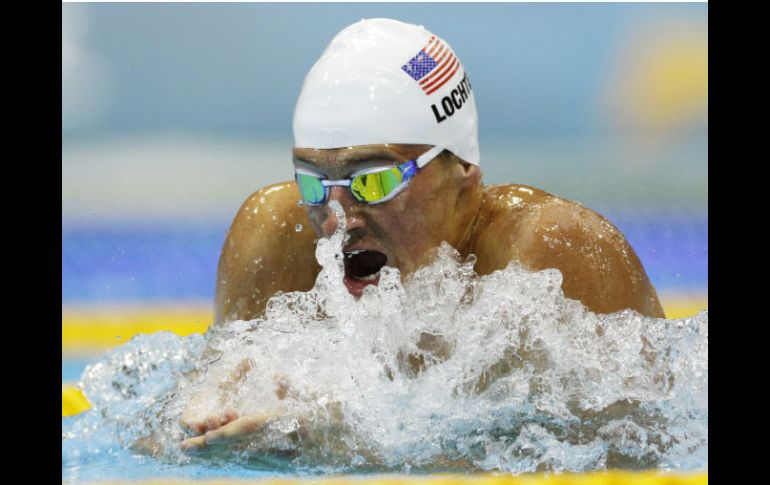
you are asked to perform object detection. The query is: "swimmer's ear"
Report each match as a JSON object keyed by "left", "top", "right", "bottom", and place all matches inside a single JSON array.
[
  {"left": 459, "top": 160, "right": 476, "bottom": 173},
  {"left": 455, "top": 157, "right": 481, "bottom": 188},
  {"left": 441, "top": 151, "right": 481, "bottom": 188}
]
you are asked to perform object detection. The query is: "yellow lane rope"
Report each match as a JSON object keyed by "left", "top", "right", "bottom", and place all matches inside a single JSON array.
[
  {"left": 62, "top": 303, "right": 212, "bottom": 355},
  {"left": 659, "top": 293, "right": 708, "bottom": 320},
  {"left": 62, "top": 384, "right": 91, "bottom": 417},
  {"left": 83, "top": 471, "right": 708, "bottom": 485}
]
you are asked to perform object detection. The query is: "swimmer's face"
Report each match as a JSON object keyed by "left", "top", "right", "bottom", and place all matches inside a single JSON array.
[{"left": 293, "top": 144, "right": 480, "bottom": 297}]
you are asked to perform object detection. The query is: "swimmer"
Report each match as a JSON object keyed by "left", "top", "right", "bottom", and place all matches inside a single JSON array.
[{"left": 180, "top": 18, "right": 665, "bottom": 452}]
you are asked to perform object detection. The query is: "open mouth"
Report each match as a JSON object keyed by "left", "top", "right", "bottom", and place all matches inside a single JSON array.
[{"left": 343, "top": 249, "right": 388, "bottom": 297}]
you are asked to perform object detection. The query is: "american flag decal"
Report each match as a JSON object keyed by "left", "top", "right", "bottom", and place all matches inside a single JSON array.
[{"left": 401, "top": 36, "right": 461, "bottom": 96}]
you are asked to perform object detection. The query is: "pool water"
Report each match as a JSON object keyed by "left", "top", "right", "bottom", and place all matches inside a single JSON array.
[{"left": 62, "top": 204, "right": 707, "bottom": 481}]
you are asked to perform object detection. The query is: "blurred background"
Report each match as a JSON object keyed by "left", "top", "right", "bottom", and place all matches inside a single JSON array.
[{"left": 62, "top": 3, "right": 707, "bottom": 367}]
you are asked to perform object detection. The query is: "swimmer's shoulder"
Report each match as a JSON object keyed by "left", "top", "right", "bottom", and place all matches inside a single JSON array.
[
  {"left": 233, "top": 181, "right": 308, "bottom": 227},
  {"left": 470, "top": 183, "right": 557, "bottom": 273},
  {"left": 215, "top": 182, "right": 320, "bottom": 324},
  {"left": 227, "top": 181, "right": 317, "bottom": 253},
  {"left": 471, "top": 184, "right": 664, "bottom": 317},
  {"left": 473, "top": 183, "right": 621, "bottom": 264}
]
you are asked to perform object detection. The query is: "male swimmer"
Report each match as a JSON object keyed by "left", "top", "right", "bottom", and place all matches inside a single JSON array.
[{"left": 179, "top": 18, "right": 664, "bottom": 451}]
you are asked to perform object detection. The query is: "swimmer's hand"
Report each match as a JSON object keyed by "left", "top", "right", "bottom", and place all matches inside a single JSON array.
[
  {"left": 180, "top": 394, "right": 370, "bottom": 462},
  {"left": 180, "top": 373, "right": 292, "bottom": 453},
  {"left": 178, "top": 357, "right": 258, "bottom": 439},
  {"left": 180, "top": 410, "right": 272, "bottom": 452},
  {"left": 179, "top": 407, "right": 241, "bottom": 437}
]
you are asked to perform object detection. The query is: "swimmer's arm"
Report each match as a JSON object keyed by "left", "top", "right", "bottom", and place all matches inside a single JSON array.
[
  {"left": 133, "top": 358, "right": 253, "bottom": 458},
  {"left": 180, "top": 403, "right": 373, "bottom": 462},
  {"left": 180, "top": 385, "right": 368, "bottom": 461},
  {"left": 214, "top": 182, "right": 320, "bottom": 325}
]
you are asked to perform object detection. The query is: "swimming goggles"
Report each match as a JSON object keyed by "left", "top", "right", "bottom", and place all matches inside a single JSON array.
[{"left": 294, "top": 146, "right": 445, "bottom": 205}]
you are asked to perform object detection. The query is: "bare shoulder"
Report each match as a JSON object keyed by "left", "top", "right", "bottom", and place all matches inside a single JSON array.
[
  {"left": 469, "top": 183, "right": 561, "bottom": 272},
  {"left": 470, "top": 184, "right": 664, "bottom": 317},
  {"left": 215, "top": 182, "right": 320, "bottom": 324}
]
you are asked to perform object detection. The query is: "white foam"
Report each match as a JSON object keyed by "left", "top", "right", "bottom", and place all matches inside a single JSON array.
[{"left": 65, "top": 202, "right": 708, "bottom": 472}]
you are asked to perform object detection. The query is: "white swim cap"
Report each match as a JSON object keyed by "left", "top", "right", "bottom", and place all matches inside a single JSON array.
[{"left": 293, "top": 18, "right": 480, "bottom": 166}]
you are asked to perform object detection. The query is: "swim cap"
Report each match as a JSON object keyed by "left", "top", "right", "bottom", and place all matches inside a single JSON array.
[{"left": 293, "top": 18, "right": 480, "bottom": 166}]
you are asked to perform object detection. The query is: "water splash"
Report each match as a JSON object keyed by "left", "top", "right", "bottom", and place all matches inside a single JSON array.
[{"left": 63, "top": 201, "right": 707, "bottom": 475}]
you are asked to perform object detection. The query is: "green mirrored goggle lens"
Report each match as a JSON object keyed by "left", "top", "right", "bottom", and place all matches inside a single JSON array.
[
  {"left": 295, "top": 172, "right": 326, "bottom": 204},
  {"left": 350, "top": 167, "right": 404, "bottom": 203}
]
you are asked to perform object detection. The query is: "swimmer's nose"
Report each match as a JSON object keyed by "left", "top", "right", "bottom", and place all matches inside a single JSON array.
[{"left": 319, "top": 187, "right": 365, "bottom": 236}]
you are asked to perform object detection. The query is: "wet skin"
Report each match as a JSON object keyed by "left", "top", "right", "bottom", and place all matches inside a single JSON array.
[
  {"left": 181, "top": 143, "right": 665, "bottom": 451},
  {"left": 214, "top": 143, "right": 664, "bottom": 324}
]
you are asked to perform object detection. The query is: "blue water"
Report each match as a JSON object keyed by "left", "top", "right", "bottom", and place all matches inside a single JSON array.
[
  {"left": 62, "top": 224, "right": 226, "bottom": 303},
  {"left": 62, "top": 429, "right": 280, "bottom": 482},
  {"left": 63, "top": 358, "right": 94, "bottom": 383}
]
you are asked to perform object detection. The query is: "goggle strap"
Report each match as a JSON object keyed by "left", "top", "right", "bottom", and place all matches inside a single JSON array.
[
  {"left": 295, "top": 168, "right": 324, "bottom": 177},
  {"left": 415, "top": 145, "right": 445, "bottom": 168}
]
